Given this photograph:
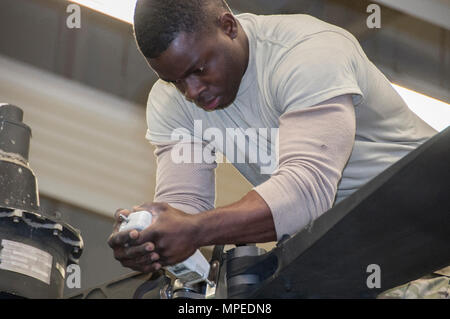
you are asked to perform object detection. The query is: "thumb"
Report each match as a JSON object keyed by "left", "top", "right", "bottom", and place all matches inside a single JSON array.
[{"left": 136, "top": 223, "right": 158, "bottom": 245}]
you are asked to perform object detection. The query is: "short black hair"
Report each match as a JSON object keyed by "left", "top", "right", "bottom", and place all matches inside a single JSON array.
[{"left": 134, "top": 0, "right": 231, "bottom": 59}]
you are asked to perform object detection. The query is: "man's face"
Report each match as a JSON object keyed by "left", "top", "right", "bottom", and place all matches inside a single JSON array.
[{"left": 148, "top": 26, "right": 246, "bottom": 111}]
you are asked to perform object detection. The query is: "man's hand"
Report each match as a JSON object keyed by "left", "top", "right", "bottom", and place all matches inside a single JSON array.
[
  {"left": 107, "top": 208, "right": 161, "bottom": 273},
  {"left": 108, "top": 191, "right": 276, "bottom": 274},
  {"left": 134, "top": 202, "right": 200, "bottom": 266}
]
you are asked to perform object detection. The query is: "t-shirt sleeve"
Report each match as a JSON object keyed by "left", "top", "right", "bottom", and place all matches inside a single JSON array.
[
  {"left": 253, "top": 95, "right": 356, "bottom": 240},
  {"left": 145, "top": 81, "right": 216, "bottom": 214},
  {"left": 153, "top": 141, "right": 217, "bottom": 214},
  {"left": 271, "top": 32, "right": 365, "bottom": 115},
  {"left": 145, "top": 80, "right": 194, "bottom": 144}
]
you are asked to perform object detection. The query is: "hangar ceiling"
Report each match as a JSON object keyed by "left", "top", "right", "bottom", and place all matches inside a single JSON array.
[{"left": 0, "top": 0, "right": 449, "bottom": 104}]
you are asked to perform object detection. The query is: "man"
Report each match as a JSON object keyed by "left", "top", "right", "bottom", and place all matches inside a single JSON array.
[{"left": 108, "top": 0, "right": 436, "bottom": 275}]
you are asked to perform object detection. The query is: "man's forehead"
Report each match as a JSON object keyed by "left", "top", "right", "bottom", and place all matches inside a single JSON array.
[
  {"left": 170, "top": 32, "right": 200, "bottom": 54},
  {"left": 147, "top": 32, "right": 205, "bottom": 81}
]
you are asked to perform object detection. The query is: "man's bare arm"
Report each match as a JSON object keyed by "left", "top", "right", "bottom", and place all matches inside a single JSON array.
[{"left": 194, "top": 190, "right": 276, "bottom": 246}]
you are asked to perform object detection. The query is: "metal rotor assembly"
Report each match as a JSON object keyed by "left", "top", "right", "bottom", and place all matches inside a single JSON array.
[{"left": 0, "top": 104, "right": 84, "bottom": 299}]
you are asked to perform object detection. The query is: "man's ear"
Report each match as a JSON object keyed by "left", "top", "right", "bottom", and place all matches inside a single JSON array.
[{"left": 217, "top": 12, "right": 238, "bottom": 39}]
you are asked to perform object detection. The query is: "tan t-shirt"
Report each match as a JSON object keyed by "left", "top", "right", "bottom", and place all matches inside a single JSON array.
[{"left": 145, "top": 13, "right": 437, "bottom": 240}]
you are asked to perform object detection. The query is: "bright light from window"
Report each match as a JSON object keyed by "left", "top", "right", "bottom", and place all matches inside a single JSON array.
[
  {"left": 68, "top": 0, "right": 137, "bottom": 24},
  {"left": 67, "top": 1, "right": 450, "bottom": 132},
  {"left": 392, "top": 84, "right": 450, "bottom": 132}
]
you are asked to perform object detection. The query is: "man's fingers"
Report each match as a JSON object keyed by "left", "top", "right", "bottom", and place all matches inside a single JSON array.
[
  {"left": 114, "top": 242, "right": 155, "bottom": 260},
  {"left": 134, "top": 252, "right": 160, "bottom": 265},
  {"left": 139, "top": 262, "right": 162, "bottom": 274},
  {"left": 110, "top": 204, "right": 164, "bottom": 274},
  {"left": 121, "top": 260, "right": 161, "bottom": 274},
  {"left": 135, "top": 226, "right": 158, "bottom": 245},
  {"left": 117, "top": 247, "right": 160, "bottom": 274},
  {"left": 107, "top": 229, "right": 138, "bottom": 248},
  {"left": 140, "top": 262, "right": 162, "bottom": 273},
  {"left": 148, "top": 263, "right": 162, "bottom": 272}
]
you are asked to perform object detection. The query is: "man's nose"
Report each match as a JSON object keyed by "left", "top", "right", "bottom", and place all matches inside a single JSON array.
[{"left": 183, "top": 77, "right": 206, "bottom": 102}]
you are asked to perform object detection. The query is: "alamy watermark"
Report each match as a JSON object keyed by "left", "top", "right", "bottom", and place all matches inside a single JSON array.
[
  {"left": 366, "top": 264, "right": 381, "bottom": 289},
  {"left": 170, "top": 120, "right": 279, "bottom": 175},
  {"left": 367, "top": 4, "right": 381, "bottom": 29},
  {"left": 66, "top": 264, "right": 81, "bottom": 289},
  {"left": 66, "top": 4, "right": 81, "bottom": 29},
  {"left": 65, "top": 4, "right": 380, "bottom": 31}
]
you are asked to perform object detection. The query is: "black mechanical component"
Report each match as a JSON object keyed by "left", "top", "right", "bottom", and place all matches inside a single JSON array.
[
  {"left": 170, "top": 279, "right": 207, "bottom": 299},
  {"left": 0, "top": 104, "right": 83, "bottom": 299},
  {"left": 204, "top": 245, "right": 225, "bottom": 299},
  {"left": 225, "top": 246, "right": 269, "bottom": 299},
  {"left": 216, "top": 127, "right": 450, "bottom": 298},
  {"left": 0, "top": 104, "right": 38, "bottom": 211},
  {"left": 67, "top": 261, "right": 214, "bottom": 299}
]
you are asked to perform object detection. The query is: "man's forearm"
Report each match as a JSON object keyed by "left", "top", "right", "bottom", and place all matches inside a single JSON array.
[{"left": 193, "top": 190, "right": 277, "bottom": 246}]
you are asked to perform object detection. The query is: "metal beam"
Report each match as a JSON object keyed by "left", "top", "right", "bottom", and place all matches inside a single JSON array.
[{"left": 374, "top": 0, "right": 450, "bottom": 30}]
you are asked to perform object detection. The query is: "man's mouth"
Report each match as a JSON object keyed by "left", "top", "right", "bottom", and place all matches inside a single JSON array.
[{"left": 202, "top": 96, "right": 221, "bottom": 111}]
